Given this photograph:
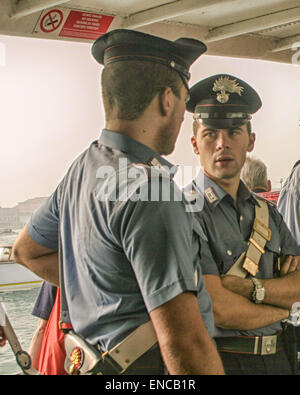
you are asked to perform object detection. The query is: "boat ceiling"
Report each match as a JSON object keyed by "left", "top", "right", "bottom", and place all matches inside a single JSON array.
[{"left": 1, "top": 0, "right": 300, "bottom": 63}]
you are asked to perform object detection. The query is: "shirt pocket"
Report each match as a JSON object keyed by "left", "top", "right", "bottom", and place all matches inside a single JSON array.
[
  {"left": 218, "top": 239, "right": 247, "bottom": 275},
  {"left": 265, "top": 230, "right": 281, "bottom": 255}
]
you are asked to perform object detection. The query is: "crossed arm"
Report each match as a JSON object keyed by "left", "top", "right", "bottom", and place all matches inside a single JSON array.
[
  {"left": 221, "top": 256, "right": 300, "bottom": 309},
  {"left": 205, "top": 255, "right": 300, "bottom": 330},
  {"left": 12, "top": 226, "right": 59, "bottom": 287},
  {"left": 204, "top": 274, "right": 289, "bottom": 330}
]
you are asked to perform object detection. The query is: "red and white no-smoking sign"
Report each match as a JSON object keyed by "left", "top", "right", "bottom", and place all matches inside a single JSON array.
[
  {"left": 34, "top": 8, "right": 114, "bottom": 40},
  {"left": 59, "top": 11, "right": 113, "bottom": 40},
  {"left": 40, "top": 9, "right": 64, "bottom": 33}
]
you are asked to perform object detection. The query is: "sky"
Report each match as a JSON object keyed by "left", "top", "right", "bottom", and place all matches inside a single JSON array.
[{"left": 0, "top": 33, "right": 300, "bottom": 207}]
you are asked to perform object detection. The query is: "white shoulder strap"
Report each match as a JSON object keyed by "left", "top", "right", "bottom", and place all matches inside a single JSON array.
[{"left": 226, "top": 197, "right": 271, "bottom": 278}]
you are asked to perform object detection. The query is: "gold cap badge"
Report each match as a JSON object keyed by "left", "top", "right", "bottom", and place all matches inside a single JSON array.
[{"left": 212, "top": 76, "right": 244, "bottom": 104}]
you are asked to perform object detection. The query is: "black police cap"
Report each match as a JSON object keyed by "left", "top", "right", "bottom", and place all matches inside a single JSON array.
[
  {"left": 186, "top": 74, "right": 262, "bottom": 128},
  {"left": 92, "top": 29, "right": 207, "bottom": 90}
]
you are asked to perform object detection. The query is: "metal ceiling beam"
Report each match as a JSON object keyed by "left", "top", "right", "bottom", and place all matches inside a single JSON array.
[
  {"left": 121, "top": 0, "right": 233, "bottom": 29},
  {"left": 205, "top": 6, "right": 300, "bottom": 42},
  {"left": 272, "top": 34, "right": 300, "bottom": 52},
  {"left": 11, "top": 0, "right": 70, "bottom": 19}
]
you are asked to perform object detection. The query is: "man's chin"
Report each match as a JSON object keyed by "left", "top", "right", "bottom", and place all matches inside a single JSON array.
[
  {"left": 159, "top": 144, "right": 175, "bottom": 156},
  {"left": 211, "top": 169, "right": 238, "bottom": 181}
]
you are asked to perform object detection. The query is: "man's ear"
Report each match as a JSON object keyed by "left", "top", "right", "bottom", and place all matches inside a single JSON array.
[
  {"left": 191, "top": 136, "right": 199, "bottom": 155},
  {"left": 247, "top": 132, "right": 256, "bottom": 153},
  {"left": 267, "top": 179, "right": 272, "bottom": 192},
  {"left": 159, "top": 87, "right": 174, "bottom": 116}
]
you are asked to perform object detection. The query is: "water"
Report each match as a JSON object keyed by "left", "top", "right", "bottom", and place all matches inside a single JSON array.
[
  {"left": 0, "top": 288, "right": 40, "bottom": 375},
  {"left": 0, "top": 231, "right": 41, "bottom": 375},
  {"left": 0, "top": 230, "right": 19, "bottom": 246}
]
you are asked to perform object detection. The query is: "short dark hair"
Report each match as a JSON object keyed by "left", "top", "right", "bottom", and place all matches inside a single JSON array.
[{"left": 101, "top": 60, "right": 183, "bottom": 121}]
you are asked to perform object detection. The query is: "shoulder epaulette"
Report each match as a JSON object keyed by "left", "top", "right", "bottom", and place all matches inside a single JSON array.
[{"left": 132, "top": 162, "right": 171, "bottom": 180}]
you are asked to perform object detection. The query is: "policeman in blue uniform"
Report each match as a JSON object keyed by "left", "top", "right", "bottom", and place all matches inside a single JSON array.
[
  {"left": 185, "top": 74, "right": 300, "bottom": 375},
  {"left": 12, "top": 30, "right": 224, "bottom": 375}
]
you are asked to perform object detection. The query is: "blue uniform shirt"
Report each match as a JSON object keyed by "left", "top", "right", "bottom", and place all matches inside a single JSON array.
[
  {"left": 32, "top": 282, "right": 57, "bottom": 320},
  {"left": 185, "top": 169, "right": 300, "bottom": 338},
  {"left": 27, "top": 129, "right": 214, "bottom": 350},
  {"left": 278, "top": 161, "right": 300, "bottom": 244}
]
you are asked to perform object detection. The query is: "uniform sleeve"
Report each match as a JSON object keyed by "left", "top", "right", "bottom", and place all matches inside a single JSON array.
[
  {"left": 277, "top": 165, "right": 300, "bottom": 244},
  {"left": 110, "top": 176, "right": 199, "bottom": 313},
  {"left": 32, "top": 282, "right": 57, "bottom": 320},
  {"left": 194, "top": 215, "right": 221, "bottom": 276},
  {"left": 270, "top": 204, "right": 300, "bottom": 256},
  {"left": 26, "top": 186, "right": 61, "bottom": 250}
]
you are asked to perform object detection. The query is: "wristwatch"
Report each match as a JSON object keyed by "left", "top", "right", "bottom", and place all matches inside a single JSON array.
[{"left": 251, "top": 277, "right": 265, "bottom": 304}]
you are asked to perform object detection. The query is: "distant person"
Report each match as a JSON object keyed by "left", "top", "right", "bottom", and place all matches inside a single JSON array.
[
  {"left": 0, "top": 330, "right": 5, "bottom": 347},
  {"left": 278, "top": 160, "right": 300, "bottom": 243},
  {"left": 0, "top": 331, "right": 5, "bottom": 346},
  {"left": 278, "top": 160, "right": 300, "bottom": 372},
  {"left": 0, "top": 300, "right": 7, "bottom": 348},
  {"left": 0, "top": 307, "right": 6, "bottom": 347},
  {"left": 241, "top": 156, "right": 271, "bottom": 193},
  {"left": 29, "top": 282, "right": 67, "bottom": 375}
]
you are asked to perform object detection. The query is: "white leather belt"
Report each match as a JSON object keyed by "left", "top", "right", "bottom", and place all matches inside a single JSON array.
[{"left": 102, "top": 321, "right": 158, "bottom": 372}]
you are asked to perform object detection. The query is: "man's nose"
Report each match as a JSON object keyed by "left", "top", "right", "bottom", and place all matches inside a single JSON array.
[{"left": 216, "top": 131, "right": 230, "bottom": 150}]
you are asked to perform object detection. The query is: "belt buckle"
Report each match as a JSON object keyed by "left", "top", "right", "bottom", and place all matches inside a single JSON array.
[{"left": 261, "top": 335, "right": 277, "bottom": 355}]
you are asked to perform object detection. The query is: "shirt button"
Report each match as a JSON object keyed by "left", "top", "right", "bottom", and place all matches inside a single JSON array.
[
  {"left": 227, "top": 250, "right": 233, "bottom": 256},
  {"left": 240, "top": 215, "right": 244, "bottom": 221}
]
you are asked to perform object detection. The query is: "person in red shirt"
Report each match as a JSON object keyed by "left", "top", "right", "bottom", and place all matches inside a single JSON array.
[{"left": 29, "top": 282, "right": 67, "bottom": 375}]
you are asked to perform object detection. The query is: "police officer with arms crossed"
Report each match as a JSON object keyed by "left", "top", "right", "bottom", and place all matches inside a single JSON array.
[
  {"left": 9, "top": 30, "right": 224, "bottom": 375},
  {"left": 184, "top": 74, "right": 300, "bottom": 375}
]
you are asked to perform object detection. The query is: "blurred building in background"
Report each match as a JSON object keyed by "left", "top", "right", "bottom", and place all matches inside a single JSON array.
[{"left": 0, "top": 197, "right": 46, "bottom": 231}]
